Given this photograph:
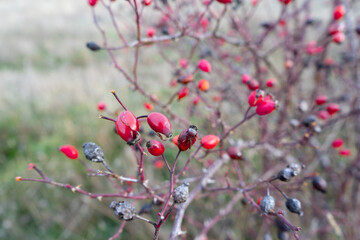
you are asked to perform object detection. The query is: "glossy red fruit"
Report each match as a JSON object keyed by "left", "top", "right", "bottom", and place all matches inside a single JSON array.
[
  {"left": 216, "top": 0, "right": 232, "bottom": 4},
  {"left": 88, "top": 0, "right": 98, "bottom": 7},
  {"left": 201, "top": 135, "right": 220, "bottom": 150},
  {"left": 332, "top": 32, "right": 345, "bottom": 44},
  {"left": 115, "top": 118, "right": 139, "bottom": 145},
  {"left": 147, "top": 112, "right": 172, "bottom": 137},
  {"left": 266, "top": 79, "right": 275, "bottom": 88},
  {"left": 147, "top": 28, "right": 155, "bottom": 38},
  {"left": 315, "top": 95, "right": 328, "bottom": 105},
  {"left": 257, "top": 196, "right": 263, "bottom": 205},
  {"left": 333, "top": 5, "right": 345, "bottom": 20},
  {"left": 256, "top": 96, "right": 277, "bottom": 116},
  {"left": 119, "top": 111, "right": 139, "bottom": 131},
  {"left": 179, "top": 58, "right": 188, "bottom": 68},
  {"left": 198, "top": 59, "right": 211, "bottom": 73},
  {"left": 97, "top": 102, "right": 106, "bottom": 111},
  {"left": 227, "top": 146, "right": 242, "bottom": 160},
  {"left": 248, "top": 90, "right": 264, "bottom": 107},
  {"left": 279, "top": 0, "right": 291, "bottom": 4},
  {"left": 178, "top": 125, "right": 198, "bottom": 151},
  {"left": 247, "top": 79, "right": 260, "bottom": 90},
  {"left": 339, "top": 148, "right": 351, "bottom": 156},
  {"left": 143, "top": 0, "right": 152, "bottom": 6},
  {"left": 198, "top": 79, "right": 210, "bottom": 92},
  {"left": 326, "top": 103, "right": 340, "bottom": 115},
  {"left": 178, "top": 86, "right": 189, "bottom": 100},
  {"left": 332, "top": 138, "right": 344, "bottom": 148},
  {"left": 146, "top": 140, "right": 165, "bottom": 156},
  {"left": 242, "top": 74, "right": 251, "bottom": 84},
  {"left": 144, "top": 102, "right": 154, "bottom": 111},
  {"left": 317, "top": 110, "right": 330, "bottom": 120},
  {"left": 59, "top": 145, "right": 78, "bottom": 159}
]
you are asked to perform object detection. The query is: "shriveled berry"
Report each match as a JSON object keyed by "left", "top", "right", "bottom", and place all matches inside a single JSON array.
[
  {"left": 200, "top": 135, "right": 220, "bottom": 150},
  {"left": 146, "top": 140, "right": 165, "bottom": 156},
  {"left": 312, "top": 176, "right": 327, "bottom": 193},
  {"left": 302, "top": 115, "right": 316, "bottom": 127},
  {"left": 248, "top": 90, "right": 264, "bottom": 107},
  {"left": 178, "top": 75, "right": 194, "bottom": 84},
  {"left": 86, "top": 41, "right": 101, "bottom": 51},
  {"left": 147, "top": 112, "right": 172, "bottom": 138},
  {"left": 333, "top": 5, "right": 345, "bottom": 20},
  {"left": 227, "top": 146, "right": 242, "bottom": 160},
  {"left": 59, "top": 145, "right": 78, "bottom": 159},
  {"left": 173, "top": 183, "right": 190, "bottom": 203},
  {"left": 326, "top": 103, "right": 340, "bottom": 115},
  {"left": 198, "top": 59, "right": 211, "bottom": 73},
  {"left": 315, "top": 95, "right": 328, "bottom": 105},
  {"left": 178, "top": 86, "right": 189, "bottom": 100},
  {"left": 198, "top": 79, "right": 210, "bottom": 92},
  {"left": 82, "top": 142, "right": 104, "bottom": 163},
  {"left": 260, "top": 195, "right": 275, "bottom": 214},
  {"left": 178, "top": 125, "right": 198, "bottom": 151},
  {"left": 110, "top": 201, "right": 136, "bottom": 221},
  {"left": 97, "top": 101, "right": 106, "bottom": 111},
  {"left": 285, "top": 198, "right": 302, "bottom": 215},
  {"left": 332, "top": 138, "right": 344, "bottom": 148},
  {"left": 277, "top": 168, "right": 294, "bottom": 181}
]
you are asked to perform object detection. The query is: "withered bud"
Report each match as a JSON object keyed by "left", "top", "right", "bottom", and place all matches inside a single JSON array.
[
  {"left": 173, "top": 182, "right": 189, "bottom": 204},
  {"left": 312, "top": 176, "right": 327, "bottom": 193},
  {"left": 285, "top": 198, "right": 303, "bottom": 216},
  {"left": 260, "top": 195, "right": 275, "bottom": 214},
  {"left": 86, "top": 41, "right": 101, "bottom": 51}
]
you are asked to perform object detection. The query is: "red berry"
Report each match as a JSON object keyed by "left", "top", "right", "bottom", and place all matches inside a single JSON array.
[
  {"left": 332, "top": 32, "right": 345, "bottom": 44},
  {"left": 247, "top": 79, "right": 260, "bottom": 90},
  {"left": 147, "top": 112, "right": 172, "bottom": 137},
  {"left": 256, "top": 97, "right": 277, "bottom": 116},
  {"left": 266, "top": 79, "right": 275, "bottom": 88},
  {"left": 143, "top": 0, "right": 152, "bottom": 6},
  {"left": 115, "top": 117, "right": 139, "bottom": 145},
  {"left": 328, "top": 23, "right": 344, "bottom": 36},
  {"left": 59, "top": 145, "right": 78, "bottom": 159},
  {"left": 241, "top": 74, "right": 251, "bottom": 84},
  {"left": 146, "top": 140, "right": 165, "bottom": 156},
  {"left": 227, "top": 146, "right": 242, "bottom": 160},
  {"left": 339, "top": 148, "right": 351, "bottom": 156},
  {"left": 198, "top": 79, "right": 210, "bottom": 92},
  {"left": 88, "top": 0, "right": 98, "bottom": 7},
  {"left": 326, "top": 103, "right": 340, "bottom": 115},
  {"left": 279, "top": 0, "right": 291, "bottom": 4},
  {"left": 317, "top": 110, "right": 330, "bottom": 120},
  {"left": 315, "top": 95, "right": 328, "bottom": 105},
  {"left": 97, "top": 102, "right": 106, "bottom": 111},
  {"left": 306, "top": 41, "right": 323, "bottom": 55},
  {"left": 257, "top": 196, "right": 263, "bottom": 205},
  {"left": 198, "top": 59, "right": 211, "bottom": 73},
  {"left": 192, "top": 96, "right": 201, "bottom": 105},
  {"left": 200, "top": 135, "right": 220, "bottom": 150},
  {"left": 119, "top": 111, "right": 140, "bottom": 132},
  {"left": 179, "top": 58, "right": 188, "bottom": 68},
  {"left": 178, "top": 75, "right": 194, "bottom": 84},
  {"left": 216, "top": 0, "right": 232, "bottom": 4},
  {"left": 144, "top": 102, "right": 154, "bottom": 111},
  {"left": 251, "top": 0, "right": 258, "bottom": 6},
  {"left": 172, "top": 135, "right": 179, "bottom": 146},
  {"left": 332, "top": 138, "right": 344, "bottom": 148},
  {"left": 154, "top": 160, "right": 164, "bottom": 169},
  {"left": 333, "top": 5, "right": 345, "bottom": 20},
  {"left": 147, "top": 28, "right": 155, "bottom": 38},
  {"left": 248, "top": 90, "right": 264, "bottom": 107},
  {"left": 200, "top": 18, "right": 209, "bottom": 29},
  {"left": 178, "top": 125, "right": 198, "bottom": 151},
  {"left": 178, "top": 86, "right": 189, "bottom": 100}
]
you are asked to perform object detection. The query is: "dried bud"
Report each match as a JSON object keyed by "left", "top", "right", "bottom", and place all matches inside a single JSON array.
[
  {"left": 277, "top": 168, "right": 294, "bottom": 181},
  {"left": 82, "top": 142, "right": 104, "bottom": 163},
  {"left": 173, "top": 182, "right": 189, "bottom": 204},
  {"left": 260, "top": 195, "right": 275, "bottom": 214},
  {"left": 285, "top": 198, "right": 303, "bottom": 215},
  {"left": 86, "top": 41, "right": 101, "bottom": 51},
  {"left": 312, "top": 176, "right": 327, "bottom": 193},
  {"left": 110, "top": 201, "right": 136, "bottom": 221}
]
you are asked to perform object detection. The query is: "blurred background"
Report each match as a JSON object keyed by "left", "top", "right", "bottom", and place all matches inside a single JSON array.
[{"left": 1, "top": 0, "right": 359, "bottom": 240}]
